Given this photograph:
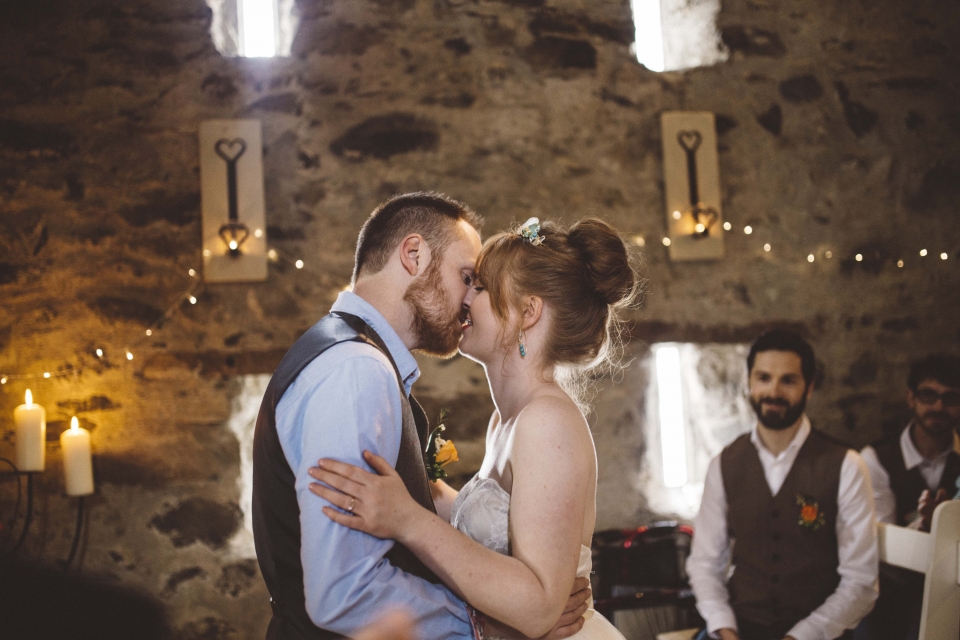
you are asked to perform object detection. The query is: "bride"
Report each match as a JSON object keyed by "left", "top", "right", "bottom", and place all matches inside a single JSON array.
[{"left": 308, "top": 217, "right": 638, "bottom": 639}]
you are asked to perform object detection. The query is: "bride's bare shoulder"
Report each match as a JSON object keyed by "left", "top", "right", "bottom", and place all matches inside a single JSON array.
[{"left": 515, "top": 394, "right": 589, "bottom": 442}]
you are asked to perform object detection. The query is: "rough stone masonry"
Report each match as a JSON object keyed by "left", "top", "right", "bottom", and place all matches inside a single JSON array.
[{"left": 0, "top": 0, "right": 958, "bottom": 636}]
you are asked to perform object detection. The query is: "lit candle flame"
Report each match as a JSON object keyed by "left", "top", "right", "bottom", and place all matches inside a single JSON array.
[
  {"left": 71, "top": 416, "right": 79, "bottom": 431},
  {"left": 25, "top": 389, "right": 33, "bottom": 407}
]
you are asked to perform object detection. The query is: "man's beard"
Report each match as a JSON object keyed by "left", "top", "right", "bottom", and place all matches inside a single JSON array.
[
  {"left": 917, "top": 409, "right": 958, "bottom": 435},
  {"left": 403, "top": 261, "right": 463, "bottom": 358},
  {"left": 750, "top": 394, "right": 807, "bottom": 431}
]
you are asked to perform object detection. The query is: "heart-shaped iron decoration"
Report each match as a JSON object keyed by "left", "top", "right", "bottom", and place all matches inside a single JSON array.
[
  {"left": 692, "top": 205, "right": 719, "bottom": 237},
  {"left": 215, "top": 138, "right": 247, "bottom": 162},
  {"left": 218, "top": 221, "right": 250, "bottom": 254},
  {"left": 677, "top": 130, "right": 702, "bottom": 153}
]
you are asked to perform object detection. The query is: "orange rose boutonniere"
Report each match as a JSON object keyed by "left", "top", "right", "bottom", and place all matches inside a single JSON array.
[
  {"left": 796, "top": 494, "right": 826, "bottom": 531},
  {"left": 425, "top": 410, "right": 459, "bottom": 482}
]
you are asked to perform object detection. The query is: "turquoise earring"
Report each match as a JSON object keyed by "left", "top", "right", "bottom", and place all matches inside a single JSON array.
[{"left": 518, "top": 331, "right": 526, "bottom": 358}]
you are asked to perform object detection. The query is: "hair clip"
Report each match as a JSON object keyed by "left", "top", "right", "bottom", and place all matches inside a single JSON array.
[{"left": 518, "top": 217, "right": 545, "bottom": 246}]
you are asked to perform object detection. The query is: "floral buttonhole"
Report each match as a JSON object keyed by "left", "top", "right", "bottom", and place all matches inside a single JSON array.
[
  {"left": 425, "top": 409, "right": 459, "bottom": 482},
  {"left": 796, "top": 494, "right": 826, "bottom": 531}
]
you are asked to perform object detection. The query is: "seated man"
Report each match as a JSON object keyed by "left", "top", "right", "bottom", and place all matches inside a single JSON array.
[
  {"left": 856, "top": 354, "right": 960, "bottom": 640},
  {"left": 861, "top": 354, "right": 960, "bottom": 531},
  {"left": 687, "top": 329, "right": 878, "bottom": 640}
]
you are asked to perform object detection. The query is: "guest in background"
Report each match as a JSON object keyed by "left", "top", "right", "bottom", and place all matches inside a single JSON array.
[
  {"left": 856, "top": 354, "right": 960, "bottom": 640},
  {"left": 687, "top": 329, "right": 878, "bottom": 640},
  {"left": 861, "top": 354, "right": 960, "bottom": 530}
]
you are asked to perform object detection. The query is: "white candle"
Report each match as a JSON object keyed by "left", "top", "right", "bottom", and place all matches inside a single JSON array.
[
  {"left": 61, "top": 416, "right": 94, "bottom": 496},
  {"left": 14, "top": 389, "right": 45, "bottom": 472}
]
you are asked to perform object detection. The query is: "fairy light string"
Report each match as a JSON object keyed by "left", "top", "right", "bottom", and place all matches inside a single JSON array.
[
  {"left": 1, "top": 231, "right": 953, "bottom": 381},
  {"left": 0, "top": 269, "right": 204, "bottom": 383},
  {"left": 660, "top": 220, "right": 955, "bottom": 269},
  {"left": 0, "top": 246, "right": 350, "bottom": 382}
]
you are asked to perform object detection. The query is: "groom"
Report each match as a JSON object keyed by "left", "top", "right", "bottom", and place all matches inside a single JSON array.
[{"left": 252, "top": 193, "right": 590, "bottom": 639}]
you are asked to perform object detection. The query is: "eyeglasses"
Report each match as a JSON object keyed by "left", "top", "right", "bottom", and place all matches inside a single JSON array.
[{"left": 914, "top": 388, "right": 960, "bottom": 408}]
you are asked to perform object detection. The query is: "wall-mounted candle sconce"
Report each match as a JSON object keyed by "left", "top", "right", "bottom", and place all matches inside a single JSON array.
[
  {"left": 660, "top": 111, "right": 725, "bottom": 261},
  {"left": 199, "top": 120, "right": 267, "bottom": 282}
]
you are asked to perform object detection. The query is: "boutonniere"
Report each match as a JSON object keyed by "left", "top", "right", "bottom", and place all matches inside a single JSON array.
[
  {"left": 796, "top": 494, "right": 826, "bottom": 531},
  {"left": 425, "top": 410, "right": 459, "bottom": 482}
]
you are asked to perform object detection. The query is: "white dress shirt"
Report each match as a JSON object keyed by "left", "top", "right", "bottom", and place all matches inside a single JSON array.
[
  {"left": 860, "top": 424, "right": 960, "bottom": 525},
  {"left": 686, "top": 417, "right": 879, "bottom": 640}
]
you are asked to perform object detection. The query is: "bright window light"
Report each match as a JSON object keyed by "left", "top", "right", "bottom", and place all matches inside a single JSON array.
[
  {"left": 656, "top": 345, "right": 688, "bottom": 488},
  {"left": 240, "top": 0, "right": 277, "bottom": 57},
  {"left": 632, "top": 0, "right": 665, "bottom": 72}
]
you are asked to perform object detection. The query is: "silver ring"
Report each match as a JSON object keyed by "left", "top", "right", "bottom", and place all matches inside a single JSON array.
[{"left": 347, "top": 497, "right": 356, "bottom": 513}]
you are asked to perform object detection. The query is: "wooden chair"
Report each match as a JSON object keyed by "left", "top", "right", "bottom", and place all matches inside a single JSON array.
[{"left": 877, "top": 500, "right": 960, "bottom": 640}]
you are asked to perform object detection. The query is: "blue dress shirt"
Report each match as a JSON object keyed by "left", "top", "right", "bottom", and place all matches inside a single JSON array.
[{"left": 275, "top": 291, "right": 473, "bottom": 638}]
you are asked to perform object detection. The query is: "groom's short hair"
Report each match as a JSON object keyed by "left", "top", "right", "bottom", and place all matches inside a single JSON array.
[{"left": 353, "top": 192, "right": 482, "bottom": 281}]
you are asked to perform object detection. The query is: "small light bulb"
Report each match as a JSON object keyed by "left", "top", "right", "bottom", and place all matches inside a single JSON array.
[
  {"left": 723, "top": 221, "right": 732, "bottom": 231},
  {"left": 228, "top": 240, "right": 239, "bottom": 251},
  {"left": 0, "top": 376, "right": 6, "bottom": 384},
  {"left": 342, "top": 284, "right": 352, "bottom": 293},
  {"left": 695, "top": 223, "right": 706, "bottom": 233},
  {"left": 203, "top": 249, "right": 212, "bottom": 257},
  {"left": 188, "top": 295, "right": 197, "bottom": 304},
  {"left": 295, "top": 260, "right": 304, "bottom": 269},
  {"left": 95, "top": 348, "right": 103, "bottom": 358},
  {"left": 145, "top": 329, "right": 152, "bottom": 336},
  {"left": 631, "top": 235, "right": 645, "bottom": 247},
  {"left": 897, "top": 260, "right": 904, "bottom": 268},
  {"left": 268, "top": 249, "right": 279, "bottom": 261},
  {"left": 188, "top": 268, "right": 196, "bottom": 277},
  {"left": 920, "top": 249, "right": 928, "bottom": 257},
  {"left": 43, "top": 372, "right": 51, "bottom": 379},
  {"left": 807, "top": 254, "right": 815, "bottom": 263},
  {"left": 825, "top": 251, "right": 833, "bottom": 259},
  {"left": 126, "top": 350, "right": 133, "bottom": 361},
  {"left": 662, "top": 237, "right": 672, "bottom": 247},
  {"left": 254, "top": 229, "right": 263, "bottom": 238},
  {"left": 744, "top": 226, "right": 753, "bottom": 235},
  {"left": 940, "top": 252, "right": 948, "bottom": 260},
  {"left": 856, "top": 254, "right": 863, "bottom": 262},
  {"left": 764, "top": 244, "right": 771, "bottom": 252},
  {"left": 672, "top": 210, "right": 682, "bottom": 220}
]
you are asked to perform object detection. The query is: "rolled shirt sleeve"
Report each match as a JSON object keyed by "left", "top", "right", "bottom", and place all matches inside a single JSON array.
[
  {"left": 687, "top": 454, "right": 739, "bottom": 635},
  {"left": 860, "top": 445, "right": 896, "bottom": 525},
  {"left": 276, "top": 345, "right": 473, "bottom": 638},
  {"left": 786, "top": 450, "right": 879, "bottom": 640}
]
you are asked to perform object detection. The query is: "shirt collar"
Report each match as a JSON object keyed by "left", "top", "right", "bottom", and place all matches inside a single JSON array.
[
  {"left": 750, "top": 414, "right": 812, "bottom": 458},
  {"left": 330, "top": 291, "right": 420, "bottom": 395},
  {"left": 901, "top": 422, "right": 960, "bottom": 469}
]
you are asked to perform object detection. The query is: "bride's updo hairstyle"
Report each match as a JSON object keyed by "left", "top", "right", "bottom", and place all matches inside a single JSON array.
[{"left": 476, "top": 218, "right": 640, "bottom": 399}]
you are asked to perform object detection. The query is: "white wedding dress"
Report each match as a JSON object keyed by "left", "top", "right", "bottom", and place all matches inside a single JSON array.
[{"left": 450, "top": 476, "right": 626, "bottom": 640}]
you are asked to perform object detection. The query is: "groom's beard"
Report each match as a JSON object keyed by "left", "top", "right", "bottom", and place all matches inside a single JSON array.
[
  {"left": 404, "top": 261, "right": 463, "bottom": 358},
  {"left": 750, "top": 393, "right": 807, "bottom": 431}
]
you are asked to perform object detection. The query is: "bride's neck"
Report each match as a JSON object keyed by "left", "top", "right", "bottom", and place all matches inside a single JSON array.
[{"left": 485, "top": 359, "right": 554, "bottom": 422}]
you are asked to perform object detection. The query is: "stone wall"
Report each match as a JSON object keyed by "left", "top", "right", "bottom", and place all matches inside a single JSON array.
[{"left": 1, "top": 0, "right": 958, "bottom": 636}]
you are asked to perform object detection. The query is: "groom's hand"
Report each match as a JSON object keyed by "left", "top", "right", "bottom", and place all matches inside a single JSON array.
[{"left": 540, "top": 576, "right": 591, "bottom": 639}]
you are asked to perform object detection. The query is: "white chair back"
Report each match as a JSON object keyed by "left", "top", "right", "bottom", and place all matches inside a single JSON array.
[{"left": 877, "top": 500, "right": 960, "bottom": 640}]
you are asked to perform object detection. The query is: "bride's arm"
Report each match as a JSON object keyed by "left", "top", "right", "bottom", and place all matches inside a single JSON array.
[
  {"left": 310, "top": 398, "right": 591, "bottom": 638},
  {"left": 430, "top": 480, "right": 458, "bottom": 523}
]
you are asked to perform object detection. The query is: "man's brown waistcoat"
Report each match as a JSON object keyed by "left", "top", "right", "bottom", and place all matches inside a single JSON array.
[{"left": 720, "top": 429, "right": 848, "bottom": 630}]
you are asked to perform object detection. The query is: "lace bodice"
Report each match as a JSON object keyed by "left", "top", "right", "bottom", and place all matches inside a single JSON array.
[
  {"left": 450, "top": 476, "right": 512, "bottom": 555},
  {"left": 450, "top": 475, "right": 594, "bottom": 579}
]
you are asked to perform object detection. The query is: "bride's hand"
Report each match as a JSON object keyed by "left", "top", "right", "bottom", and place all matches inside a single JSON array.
[{"left": 308, "top": 451, "right": 422, "bottom": 541}]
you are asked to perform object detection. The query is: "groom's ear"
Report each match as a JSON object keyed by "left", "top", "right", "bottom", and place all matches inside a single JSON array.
[
  {"left": 398, "top": 234, "right": 428, "bottom": 277},
  {"left": 520, "top": 296, "right": 544, "bottom": 330}
]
